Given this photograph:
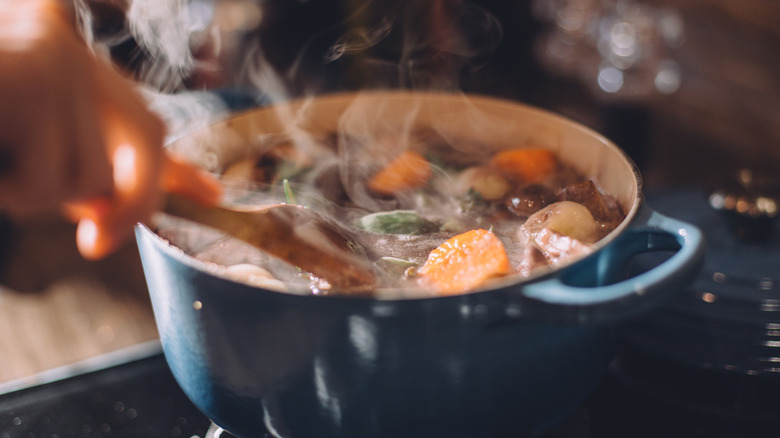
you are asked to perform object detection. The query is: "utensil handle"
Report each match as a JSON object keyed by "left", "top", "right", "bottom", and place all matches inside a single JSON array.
[
  {"left": 520, "top": 203, "right": 705, "bottom": 323},
  {"left": 159, "top": 193, "right": 378, "bottom": 291}
]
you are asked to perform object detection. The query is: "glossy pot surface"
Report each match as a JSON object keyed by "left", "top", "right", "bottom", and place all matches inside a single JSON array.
[{"left": 136, "top": 91, "right": 705, "bottom": 438}]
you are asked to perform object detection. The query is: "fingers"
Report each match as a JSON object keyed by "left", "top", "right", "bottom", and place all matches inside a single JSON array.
[
  {"left": 0, "top": 76, "right": 111, "bottom": 216},
  {"left": 67, "top": 59, "right": 222, "bottom": 260},
  {"left": 67, "top": 152, "right": 223, "bottom": 260},
  {"left": 64, "top": 143, "right": 160, "bottom": 260},
  {"left": 64, "top": 60, "right": 165, "bottom": 259},
  {"left": 79, "top": 126, "right": 166, "bottom": 260},
  {"left": 0, "top": 0, "right": 218, "bottom": 260},
  {"left": 0, "top": 0, "right": 113, "bottom": 217}
]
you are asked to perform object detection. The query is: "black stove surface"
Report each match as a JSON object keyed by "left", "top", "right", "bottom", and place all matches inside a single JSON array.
[
  {"left": 0, "top": 354, "right": 211, "bottom": 438},
  {"left": 2, "top": 347, "right": 780, "bottom": 438}
]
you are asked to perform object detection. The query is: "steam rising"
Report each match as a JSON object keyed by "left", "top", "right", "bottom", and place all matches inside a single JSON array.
[
  {"left": 71, "top": 0, "right": 96, "bottom": 52},
  {"left": 216, "top": 0, "right": 505, "bottom": 98},
  {"left": 395, "top": 1, "right": 503, "bottom": 90},
  {"left": 318, "top": 0, "right": 503, "bottom": 91},
  {"left": 126, "top": 0, "right": 213, "bottom": 92},
  {"left": 73, "top": 0, "right": 505, "bottom": 179}
]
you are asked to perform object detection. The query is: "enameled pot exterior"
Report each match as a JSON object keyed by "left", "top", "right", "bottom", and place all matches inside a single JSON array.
[
  {"left": 136, "top": 91, "right": 705, "bottom": 437},
  {"left": 137, "top": 232, "right": 614, "bottom": 437}
]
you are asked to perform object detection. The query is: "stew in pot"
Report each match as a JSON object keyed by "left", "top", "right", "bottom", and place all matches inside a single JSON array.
[{"left": 154, "top": 129, "right": 626, "bottom": 298}]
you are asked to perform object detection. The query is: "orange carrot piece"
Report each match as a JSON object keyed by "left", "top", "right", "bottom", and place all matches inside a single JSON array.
[
  {"left": 418, "top": 229, "right": 511, "bottom": 295},
  {"left": 490, "top": 148, "right": 559, "bottom": 183},
  {"left": 367, "top": 150, "right": 432, "bottom": 195}
]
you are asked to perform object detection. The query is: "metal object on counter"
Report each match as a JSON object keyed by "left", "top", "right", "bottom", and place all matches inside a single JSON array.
[
  {"left": 531, "top": 0, "right": 684, "bottom": 101},
  {"left": 708, "top": 168, "right": 779, "bottom": 243}
]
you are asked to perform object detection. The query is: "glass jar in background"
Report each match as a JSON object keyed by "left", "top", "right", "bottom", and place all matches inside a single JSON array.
[{"left": 530, "top": 0, "right": 685, "bottom": 170}]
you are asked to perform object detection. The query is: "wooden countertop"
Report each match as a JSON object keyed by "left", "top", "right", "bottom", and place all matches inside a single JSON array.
[{"left": 0, "top": 217, "right": 160, "bottom": 390}]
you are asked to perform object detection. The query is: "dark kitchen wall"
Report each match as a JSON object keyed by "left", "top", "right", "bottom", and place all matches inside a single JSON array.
[
  {"left": 92, "top": 0, "right": 778, "bottom": 185},
  {"left": 637, "top": 0, "right": 780, "bottom": 186}
]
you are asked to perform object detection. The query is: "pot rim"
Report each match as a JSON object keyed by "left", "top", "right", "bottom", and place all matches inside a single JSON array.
[{"left": 144, "top": 90, "right": 646, "bottom": 301}]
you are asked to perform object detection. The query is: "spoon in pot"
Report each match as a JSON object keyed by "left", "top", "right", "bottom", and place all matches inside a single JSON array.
[{"left": 161, "top": 193, "right": 377, "bottom": 292}]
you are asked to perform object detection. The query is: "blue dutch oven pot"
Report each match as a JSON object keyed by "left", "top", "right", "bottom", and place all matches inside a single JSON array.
[{"left": 136, "top": 91, "right": 705, "bottom": 438}]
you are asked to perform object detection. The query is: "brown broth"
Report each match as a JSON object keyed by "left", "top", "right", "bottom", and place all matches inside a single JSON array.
[{"left": 156, "top": 132, "right": 626, "bottom": 297}]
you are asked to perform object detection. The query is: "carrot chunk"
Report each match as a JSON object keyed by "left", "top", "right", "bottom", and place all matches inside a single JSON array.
[
  {"left": 490, "top": 148, "right": 559, "bottom": 183},
  {"left": 367, "top": 150, "right": 432, "bottom": 195},
  {"left": 418, "top": 229, "right": 511, "bottom": 295}
]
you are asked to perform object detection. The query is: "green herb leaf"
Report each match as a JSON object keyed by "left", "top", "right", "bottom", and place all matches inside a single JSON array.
[
  {"left": 283, "top": 179, "right": 297, "bottom": 205},
  {"left": 356, "top": 210, "right": 437, "bottom": 235}
]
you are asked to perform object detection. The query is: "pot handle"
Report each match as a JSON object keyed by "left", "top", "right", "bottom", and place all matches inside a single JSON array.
[{"left": 519, "top": 203, "right": 705, "bottom": 323}]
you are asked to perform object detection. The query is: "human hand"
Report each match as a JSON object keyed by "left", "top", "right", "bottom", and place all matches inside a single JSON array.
[{"left": 0, "top": 0, "right": 221, "bottom": 259}]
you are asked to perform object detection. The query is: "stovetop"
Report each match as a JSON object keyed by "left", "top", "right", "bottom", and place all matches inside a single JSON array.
[
  {"left": 0, "top": 352, "right": 212, "bottom": 438},
  {"left": 3, "top": 345, "right": 780, "bottom": 438}
]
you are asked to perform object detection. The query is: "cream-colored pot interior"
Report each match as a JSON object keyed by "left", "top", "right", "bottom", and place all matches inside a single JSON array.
[{"left": 167, "top": 90, "right": 643, "bottom": 285}]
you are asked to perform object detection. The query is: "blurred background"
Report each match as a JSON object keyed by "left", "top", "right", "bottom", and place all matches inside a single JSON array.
[
  {"left": 0, "top": 0, "right": 777, "bottom": 436},
  {"left": 99, "top": 0, "right": 780, "bottom": 185}
]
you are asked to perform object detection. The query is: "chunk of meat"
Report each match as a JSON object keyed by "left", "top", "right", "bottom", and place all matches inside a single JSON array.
[
  {"left": 557, "top": 180, "right": 615, "bottom": 222},
  {"left": 518, "top": 201, "right": 597, "bottom": 270},
  {"left": 505, "top": 184, "right": 559, "bottom": 217}
]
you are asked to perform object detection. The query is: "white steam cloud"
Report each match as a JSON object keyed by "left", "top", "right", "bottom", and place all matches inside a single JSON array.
[
  {"left": 72, "top": 0, "right": 504, "bottom": 169},
  {"left": 126, "top": 0, "right": 217, "bottom": 92}
]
